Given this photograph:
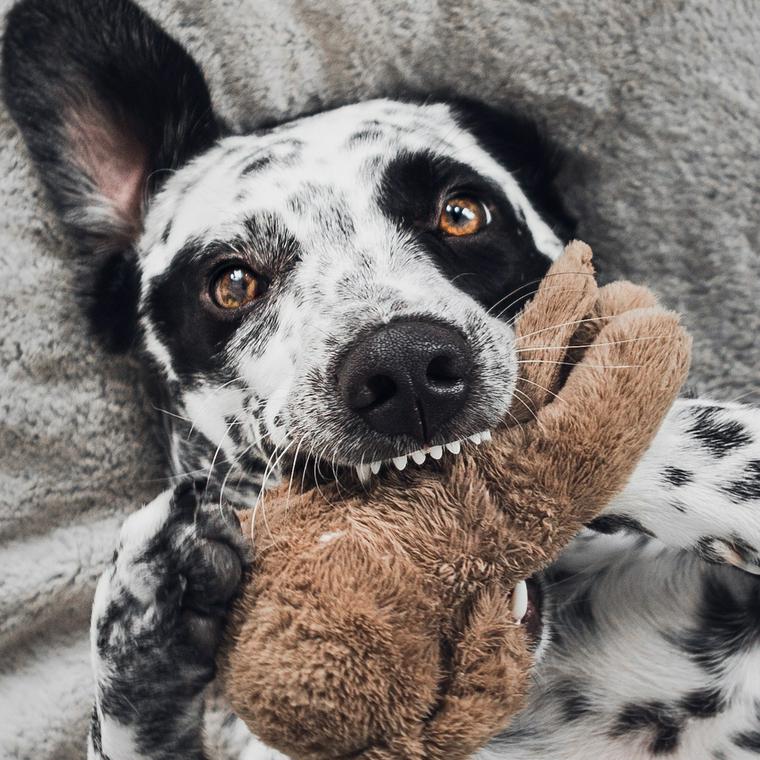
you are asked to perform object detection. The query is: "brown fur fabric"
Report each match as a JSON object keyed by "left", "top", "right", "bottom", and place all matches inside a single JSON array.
[{"left": 220, "top": 241, "right": 691, "bottom": 760}]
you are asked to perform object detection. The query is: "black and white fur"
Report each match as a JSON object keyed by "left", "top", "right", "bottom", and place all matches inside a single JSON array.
[{"left": 3, "top": 1, "right": 759, "bottom": 758}]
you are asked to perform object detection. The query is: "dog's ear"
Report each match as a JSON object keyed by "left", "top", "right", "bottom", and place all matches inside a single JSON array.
[
  {"left": 448, "top": 97, "right": 576, "bottom": 244},
  {"left": 2, "top": 0, "right": 220, "bottom": 351}
]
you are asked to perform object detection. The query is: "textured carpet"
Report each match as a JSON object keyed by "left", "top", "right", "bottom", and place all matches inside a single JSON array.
[{"left": 1, "top": 0, "right": 758, "bottom": 757}]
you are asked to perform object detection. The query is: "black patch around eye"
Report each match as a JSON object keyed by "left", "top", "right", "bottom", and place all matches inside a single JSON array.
[
  {"left": 449, "top": 97, "right": 576, "bottom": 244},
  {"left": 688, "top": 407, "right": 753, "bottom": 457},
  {"left": 147, "top": 240, "right": 240, "bottom": 377},
  {"left": 376, "top": 151, "right": 552, "bottom": 319},
  {"left": 146, "top": 219, "right": 299, "bottom": 380}
]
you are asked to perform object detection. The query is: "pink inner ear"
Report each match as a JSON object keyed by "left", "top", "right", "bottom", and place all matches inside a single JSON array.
[{"left": 67, "top": 104, "right": 149, "bottom": 238}]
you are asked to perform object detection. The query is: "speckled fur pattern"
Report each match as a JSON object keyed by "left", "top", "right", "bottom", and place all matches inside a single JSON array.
[{"left": 1, "top": 0, "right": 759, "bottom": 758}]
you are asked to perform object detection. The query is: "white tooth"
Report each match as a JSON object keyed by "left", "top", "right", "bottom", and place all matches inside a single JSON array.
[
  {"left": 510, "top": 580, "right": 529, "bottom": 623},
  {"left": 411, "top": 450, "right": 426, "bottom": 465},
  {"left": 480, "top": 430, "right": 492, "bottom": 442},
  {"left": 370, "top": 461, "right": 382, "bottom": 475},
  {"left": 356, "top": 464, "right": 371, "bottom": 484},
  {"left": 469, "top": 433, "right": 483, "bottom": 445},
  {"left": 429, "top": 445, "right": 443, "bottom": 460},
  {"left": 393, "top": 455, "right": 408, "bottom": 471},
  {"left": 445, "top": 441, "right": 461, "bottom": 454}
]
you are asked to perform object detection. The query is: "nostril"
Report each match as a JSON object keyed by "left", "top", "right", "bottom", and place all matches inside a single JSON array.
[
  {"left": 352, "top": 374, "right": 397, "bottom": 412},
  {"left": 426, "top": 354, "right": 464, "bottom": 387}
]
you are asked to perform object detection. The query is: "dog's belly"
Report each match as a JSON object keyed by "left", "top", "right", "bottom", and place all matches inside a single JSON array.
[{"left": 484, "top": 530, "right": 760, "bottom": 760}]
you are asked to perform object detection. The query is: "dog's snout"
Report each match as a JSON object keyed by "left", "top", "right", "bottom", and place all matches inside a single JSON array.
[{"left": 338, "top": 320, "right": 473, "bottom": 443}]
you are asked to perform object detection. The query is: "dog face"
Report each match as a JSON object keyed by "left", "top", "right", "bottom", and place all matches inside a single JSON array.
[
  {"left": 3, "top": 0, "right": 572, "bottom": 494},
  {"left": 139, "top": 100, "right": 567, "bottom": 481}
]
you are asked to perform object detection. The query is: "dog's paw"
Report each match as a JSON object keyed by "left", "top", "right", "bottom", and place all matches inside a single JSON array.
[{"left": 91, "top": 481, "right": 250, "bottom": 718}]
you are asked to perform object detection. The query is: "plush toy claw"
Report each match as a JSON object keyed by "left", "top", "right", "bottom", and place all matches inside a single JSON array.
[{"left": 220, "top": 241, "right": 691, "bottom": 760}]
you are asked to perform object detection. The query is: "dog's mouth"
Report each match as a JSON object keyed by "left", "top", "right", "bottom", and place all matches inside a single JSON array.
[
  {"left": 516, "top": 577, "right": 544, "bottom": 648},
  {"left": 507, "top": 577, "right": 545, "bottom": 650},
  {"left": 351, "top": 429, "right": 494, "bottom": 483}
]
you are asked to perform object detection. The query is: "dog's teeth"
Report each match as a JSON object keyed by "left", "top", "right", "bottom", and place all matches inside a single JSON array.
[
  {"left": 510, "top": 580, "right": 529, "bottom": 623},
  {"left": 393, "top": 455, "right": 408, "bottom": 471},
  {"left": 370, "top": 461, "right": 382, "bottom": 475},
  {"left": 356, "top": 464, "right": 371, "bottom": 484},
  {"left": 411, "top": 450, "right": 426, "bottom": 465},
  {"left": 445, "top": 441, "right": 461, "bottom": 454},
  {"left": 469, "top": 433, "right": 483, "bottom": 445},
  {"left": 429, "top": 445, "right": 443, "bottom": 460},
  {"left": 480, "top": 430, "right": 492, "bottom": 442}
]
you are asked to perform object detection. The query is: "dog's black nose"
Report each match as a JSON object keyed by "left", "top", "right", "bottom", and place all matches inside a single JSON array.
[{"left": 338, "top": 320, "right": 473, "bottom": 443}]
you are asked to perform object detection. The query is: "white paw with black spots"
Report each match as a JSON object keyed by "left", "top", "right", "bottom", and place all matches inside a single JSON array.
[{"left": 91, "top": 480, "right": 250, "bottom": 756}]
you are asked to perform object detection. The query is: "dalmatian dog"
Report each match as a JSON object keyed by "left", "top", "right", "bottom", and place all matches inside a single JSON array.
[{"left": 3, "top": 1, "right": 759, "bottom": 758}]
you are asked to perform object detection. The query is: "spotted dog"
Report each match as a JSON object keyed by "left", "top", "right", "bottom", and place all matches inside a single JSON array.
[{"left": 3, "top": 1, "right": 759, "bottom": 759}]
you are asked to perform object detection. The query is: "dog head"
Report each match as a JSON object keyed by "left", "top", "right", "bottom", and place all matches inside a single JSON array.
[{"left": 3, "top": 0, "right": 574, "bottom": 496}]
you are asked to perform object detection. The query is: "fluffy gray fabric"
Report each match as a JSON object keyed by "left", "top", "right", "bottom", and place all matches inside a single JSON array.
[{"left": 0, "top": 0, "right": 757, "bottom": 756}]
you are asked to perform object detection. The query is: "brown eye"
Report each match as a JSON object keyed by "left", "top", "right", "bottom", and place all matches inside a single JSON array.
[
  {"left": 211, "top": 266, "right": 261, "bottom": 310},
  {"left": 438, "top": 196, "right": 490, "bottom": 237}
]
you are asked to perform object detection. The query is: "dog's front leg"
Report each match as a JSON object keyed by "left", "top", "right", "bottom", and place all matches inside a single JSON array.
[
  {"left": 598, "top": 398, "right": 760, "bottom": 573},
  {"left": 87, "top": 482, "right": 249, "bottom": 760}
]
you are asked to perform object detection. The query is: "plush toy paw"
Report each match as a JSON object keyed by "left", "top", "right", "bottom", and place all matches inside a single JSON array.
[{"left": 91, "top": 481, "right": 249, "bottom": 725}]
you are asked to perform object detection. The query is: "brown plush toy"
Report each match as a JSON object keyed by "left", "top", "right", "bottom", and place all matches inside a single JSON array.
[{"left": 220, "top": 242, "right": 691, "bottom": 760}]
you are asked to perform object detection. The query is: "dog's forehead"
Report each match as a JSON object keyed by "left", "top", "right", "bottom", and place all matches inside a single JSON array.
[{"left": 139, "top": 98, "right": 559, "bottom": 279}]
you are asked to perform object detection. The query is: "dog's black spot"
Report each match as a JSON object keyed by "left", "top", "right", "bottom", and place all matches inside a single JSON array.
[
  {"left": 688, "top": 407, "right": 752, "bottom": 458},
  {"left": 734, "top": 729, "right": 760, "bottom": 753},
  {"left": 669, "top": 574, "right": 760, "bottom": 674},
  {"left": 590, "top": 514, "right": 653, "bottom": 537},
  {"left": 556, "top": 681, "right": 594, "bottom": 722},
  {"left": 241, "top": 153, "right": 274, "bottom": 176},
  {"left": 161, "top": 221, "right": 173, "bottom": 244},
  {"left": 610, "top": 701, "right": 681, "bottom": 755},
  {"left": 663, "top": 467, "right": 693, "bottom": 487},
  {"left": 679, "top": 688, "right": 724, "bottom": 719},
  {"left": 348, "top": 126, "right": 385, "bottom": 145},
  {"left": 725, "top": 460, "right": 760, "bottom": 502},
  {"left": 695, "top": 537, "right": 726, "bottom": 566}
]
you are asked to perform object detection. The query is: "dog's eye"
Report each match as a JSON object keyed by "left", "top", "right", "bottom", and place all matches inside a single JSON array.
[
  {"left": 438, "top": 196, "right": 491, "bottom": 237},
  {"left": 211, "top": 266, "right": 262, "bottom": 310}
]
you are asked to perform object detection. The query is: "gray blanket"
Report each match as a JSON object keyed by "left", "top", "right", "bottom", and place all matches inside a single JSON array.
[{"left": 1, "top": 0, "right": 758, "bottom": 757}]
